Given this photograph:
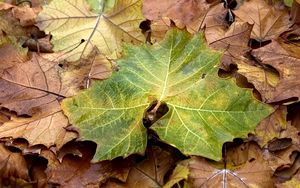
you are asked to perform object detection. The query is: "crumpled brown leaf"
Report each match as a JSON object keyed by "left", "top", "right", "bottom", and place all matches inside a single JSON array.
[
  {"left": 0, "top": 35, "right": 28, "bottom": 75},
  {"left": 42, "top": 150, "right": 113, "bottom": 187},
  {"left": 0, "top": 109, "right": 77, "bottom": 149},
  {"left": 0, "top": 143, "right": 29, "bottom": 181},
  {"left": 208, "top": 21, "right": 253, "bottom": 70},
  {"left": 0, "top": 51, "right": 112, "bottom": 116},
  {"left": 291, "top": 0, "right": 300, "bottom": 25},
  {"left": 249, "top": 40, "right": 300, "bottom": 103},
  {"left": 189, "top": 143, "right": 274, "bottom": 188},
  {"left": 255, "top": 106, "right": 287, "bottom": 147},
  {"left": 41, "top": 143, "right": 132, "bottom": 188},
  {"left": 143, "top": 0, "right": 212, "bottom": 33},
  {"left": 234, "top": 0, "right": 291, "bottom": 41},
  {"left": 102, "top": 145, "right": 181, "bottom": 188},
  {"left": 262, "top": 123, "right": 300, "bottom": 171},
  {"left": 276, "top": 160, "right": 300, "bottom": 188}
]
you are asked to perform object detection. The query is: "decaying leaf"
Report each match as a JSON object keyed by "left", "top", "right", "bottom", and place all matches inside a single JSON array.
[
  {"left": 0, "top": 110, "right": 77, "bottom": 149},
  {"left": 255, "top": 106, "right": 287, "bottom": 147},
  {"left": 234, "top": 0, "right": 291, "bottom": 41},
  {"left": 208, "top": 21, "right": 253, "bottom": 70},
  {"left": 276, "top": 165, "right": 300, "bottom": 188},
  {"left": 0, "top": 51, "right": 112, "bottom": 116},
  {"left": 125, "top": 145, "right": 180, "bottom": 188},
  {"left": 0, "top": 2, "right": 29, "bottom": 38},
  {"left": 163, "top": 160, "right": 189, "bottom": 188},
  {"left": 250, "top": 40, "right": 300, "bottom": 103},
  {"left": 36, "top": 0, "right": 145, "bottom": 61},
  {"left": 62, "top": 29, "right": 273, "bottom": 161},
  {"left": 189, "top": 143, "right": 275, "bottom": 187},
  {"left": 0, "top": 143, "right": 29, "bottom": 181},
  {"left": 101, "top": 145, "right": 182, "bottom": 188},
  {"left": 0, "top": 35, "right": 28, "bottom": 76},
  {"left": 143, "top": 0, "right": 212, "bottom": 33},
  {"left": 0, "top": 53, "right": 63, "bottom": 116},
  {"left": 42, "top": 150, "right": 115, "bottom": 187}
]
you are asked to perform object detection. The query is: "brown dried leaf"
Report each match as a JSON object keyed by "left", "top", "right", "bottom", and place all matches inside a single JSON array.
[
  {"left": 262, "top": 123, "right": 300, "bottom": 171},
  {"left": 0, "top": 110, "right": 77, "bottom": 149},
  {"left": 125, "top": 146, "right": 180, "bottom": 188},
  {"left": 255, "top": 106, "right": 287, "bottom": 147},
  {"left": 143, "top": 0, "right": 211, "bottom": 33},
  {"left": 102, "top": 145, "right": 181, "bottom": 188},
  {"left": 276, "top": 160, "right": 300, "bottom": 188},
  {"left": 0, "top": 51, "right": 112, "bottom": 116},
  {"left": 0, "top": 143, "right": 29, "bottom": 181},
  {"left": 203, "top": 3, "right": 229, "bottom": 41},
  {"left": 249, "top": 40, "right": 300, "bottom": 103},
  {"left": 42, "top": 148, "right": 130, "bottom": 188},
  {"left": 208, "top": 21, "right": 253, "bottom": 70},
  {"left": 234, "top": 0, "right": 291, "bottom": 41},
  {"left": 291, "top": 0, "right": 300, "bottom": 25},
  {"left": 189, "top": 143, "right": 274, "bottom": 188},
  {"left": 0, "top": 2, "right": 34, "bottom": 38},
  {"left": 11, "top": 6, "right": 37, "bottom": 26},
  {"left": 0, "top": 35, "right": 28, "bottom": 76}
]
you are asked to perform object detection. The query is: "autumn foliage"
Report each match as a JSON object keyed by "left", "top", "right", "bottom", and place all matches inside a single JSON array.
[{"left": 0, "top": 0, "right": 300, "bottom": 187}]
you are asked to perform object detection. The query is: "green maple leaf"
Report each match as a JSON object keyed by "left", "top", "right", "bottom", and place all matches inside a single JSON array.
[
  {"left": 36, "top": 0, "right": 144, "bottom": 61},
  {"left": 62, "top": 29, "right": 273, "bottom": 161}
]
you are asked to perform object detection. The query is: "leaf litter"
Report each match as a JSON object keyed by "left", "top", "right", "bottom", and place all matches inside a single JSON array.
[{"left": 0, "top": 0, "right": 300, "bottom": 187}]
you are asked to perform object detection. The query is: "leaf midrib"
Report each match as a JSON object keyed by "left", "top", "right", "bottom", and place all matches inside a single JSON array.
[{"left": 159, "top": 33, "right": 174, "bottom": 101}]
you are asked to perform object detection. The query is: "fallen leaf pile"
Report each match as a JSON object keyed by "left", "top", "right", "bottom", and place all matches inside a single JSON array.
[{"left": 0, "top": 0, "right": 300, "bottom": 187}]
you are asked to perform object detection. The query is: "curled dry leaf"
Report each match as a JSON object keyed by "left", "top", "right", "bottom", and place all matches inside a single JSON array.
[
  {"left": 189, "top": 143, "right": 275, "bottom": 188},
  {"left": 262, "top": 123, "right": 300, "bottom": 171},
  {"left": 123, "top": 146, "right": 180, "bottom": 188},
  {"left": 234, "top": 0, "right": 291, "bottom": 41},
  {"left": 0, "top": 53, "right": 65, "bottom": 116},
  {"left": 208, "top": 21, "right": 253, "bottom": 70},
  {"left": 203, "top": 3, "right": 228, "bottom": 42},
  {"left": 237, "top": 59, "right": 280, "bottom": 103},
  {"left": 10, "top": 4, "right": 38, "bottom": 26},
  {"left": 36, "top": 0, "right": 144, "bottom": 61},
  {"left": 143, "top": 0, "right": 211, "bottom": 33},
  {"left": 102, "top": 145, "right": 181, "bottom": 188},
  {"left": 0, "top": 2, "right": 36, "bottom": 38},
  {"left": 250, "top": 40, "right": 300, "bottom": 103},
  {"left": 255, "top": 106, "right": 287, "bottom": 147},
  {"left": 42, "top": 150, "right": 114, "bottom": 188},
  {"left": 291, "top": 0, "right": 300, "bottom": 25},
  {"left": 0, "top": 35, "right": 28, "bottom": 76},
  {"left": 0, "top": 143, "right": 29, "bottom": 181},
  {"left": 276, "top": 165, "right": 300, "bottom": 188},
  {"left": 0, "top": 110, "right": 77, "bottom": 149},
  {"left": 163, "top": 160, "right": 189, "bottom": 188},
  {"left": 0, "top": 51, "right": 112, "bottom": 116}
]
